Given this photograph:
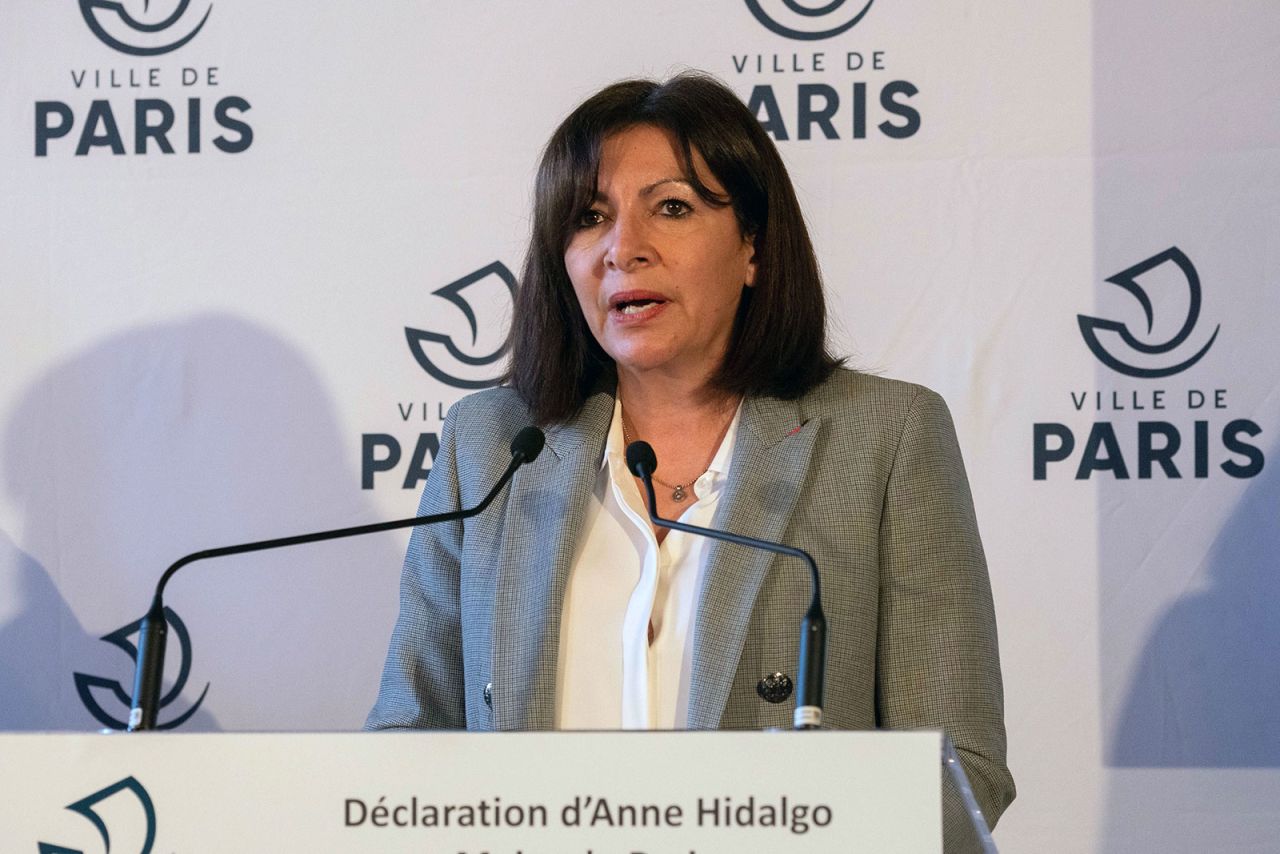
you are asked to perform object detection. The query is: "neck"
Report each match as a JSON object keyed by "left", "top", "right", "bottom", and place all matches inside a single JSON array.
[
  {"left": 616, "top": 370, "right": 740, "bottom": 526},
  {"left": 616, "top": 370, "right": 738, "bottom": 440}
]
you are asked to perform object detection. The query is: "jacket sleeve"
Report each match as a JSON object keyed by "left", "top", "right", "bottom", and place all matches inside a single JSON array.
[
  {"left": 875, "top": 386, "right": 1016, "bottom": 842},
  {"left": 364, "top": 401, "right": 467, "bottom": 730}
]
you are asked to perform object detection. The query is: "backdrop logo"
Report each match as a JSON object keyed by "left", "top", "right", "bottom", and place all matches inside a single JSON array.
[
  {"left": 405, "top": 261, "right": 515, "bottom": 390},
  {"left": 1078, "top": 246, "right": 1220, "bottom": 378},
  {"left": 35, "top": 2, "right": 250, "bottom": 158},
  {"left": 73, "top": 607, "right": 209, "bottom": 730},
  {"left": 362, "top": 262, "right": 515, "bottom": 490},
  {"left": 79, "top": 0, "right": 213, "bottom": 56},
  {"left": 1032, "top": 246, "right": 1262, "bottom": 481},
  {"left": 38, "top": 776, "right": 156, "bottom": 854},
  {"left": 730, "top": 2, "right": 918, "bottom": 142},
  {"left": 745, "top": 0, "right": 877, "bottom": 40}
]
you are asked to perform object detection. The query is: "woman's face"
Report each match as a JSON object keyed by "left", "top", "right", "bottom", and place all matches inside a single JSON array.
[{"left": 564, "top": 124, "right": 756, "bottom": 386}]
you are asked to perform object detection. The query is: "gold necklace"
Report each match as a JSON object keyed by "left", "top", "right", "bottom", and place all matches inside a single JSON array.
[{"left": 620, "top": 420, "right": 706, "bottom": 503}]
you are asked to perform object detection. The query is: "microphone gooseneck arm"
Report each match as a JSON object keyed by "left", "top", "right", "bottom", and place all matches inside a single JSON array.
[
  {"left": 625, "top": 440, "right": 827, "bottom": 730},
  {"left": 128, "top": 425, "right": 546, "bottom": 732}
]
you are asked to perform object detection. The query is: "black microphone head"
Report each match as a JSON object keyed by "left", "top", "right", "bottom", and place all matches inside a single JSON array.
[
  {"left": 625, "top": 440, "right": 657, "bottom": 478},
  {"left": 510, "top": 426, "right": 546, "bottom": 463}
]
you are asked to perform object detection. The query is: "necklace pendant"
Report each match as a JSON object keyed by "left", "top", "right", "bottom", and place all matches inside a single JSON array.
[{"left": 672, "top": 484, "right": 687, "bottom": 502}]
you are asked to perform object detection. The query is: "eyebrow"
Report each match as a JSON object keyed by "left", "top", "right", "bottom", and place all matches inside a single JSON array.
[
  {"left": 591, "top": 177, "right": 693, "bottom": 202},
  {"left": 640, "top": 177, "right": 693, "bottom": 196}
]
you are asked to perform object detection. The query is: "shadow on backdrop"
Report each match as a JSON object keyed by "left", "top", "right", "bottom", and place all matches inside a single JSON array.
[
  {"left": 1, "top": 314, "right": 403, "bottom": 731},
  {"left": 1109, "top": 446, "right": 1280, "bottom": 766},
  {"left": 0, "top": 528, "right": 222, "bottom": 731}
]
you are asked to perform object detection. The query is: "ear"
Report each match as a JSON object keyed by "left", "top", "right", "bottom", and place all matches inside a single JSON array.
[{"left": 742, "top": 234, "right": 758, "bottom": 288}]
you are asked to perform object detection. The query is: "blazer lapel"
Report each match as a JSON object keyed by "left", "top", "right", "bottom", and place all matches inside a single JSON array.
[
  {"left": 490, "top": 389, "right": 613, "bottom": 730},
  {"left": 686, "top": 394, "right": 823, "bottom": 728}
]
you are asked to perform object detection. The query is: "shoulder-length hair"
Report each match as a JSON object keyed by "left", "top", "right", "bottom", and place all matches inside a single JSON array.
[{"left": 507, "top": 71, "right": 840, "bottom": 424}]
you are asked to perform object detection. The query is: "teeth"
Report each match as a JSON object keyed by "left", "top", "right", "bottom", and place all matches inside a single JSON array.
[{"left": 616, "top": 300, "right": 659, "bottom": 314}]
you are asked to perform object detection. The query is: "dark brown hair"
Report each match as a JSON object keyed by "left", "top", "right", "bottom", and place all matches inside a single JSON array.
[{"left": 507, "top": 71, "right": 840, "bottom": 424}]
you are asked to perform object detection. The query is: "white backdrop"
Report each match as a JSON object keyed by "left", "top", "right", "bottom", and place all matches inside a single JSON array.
[{"left": 2, "top": 2, "right": 1277, "bottom": 851}]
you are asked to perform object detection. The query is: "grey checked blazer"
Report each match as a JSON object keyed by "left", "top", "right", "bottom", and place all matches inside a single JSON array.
[{"left": 367, "top": 368, "right": 1015, "bottom": 842}]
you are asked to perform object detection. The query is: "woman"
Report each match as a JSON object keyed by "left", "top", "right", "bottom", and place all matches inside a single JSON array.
[{"left": 368, "top": 73, "right": 1014, "bottom": 840}]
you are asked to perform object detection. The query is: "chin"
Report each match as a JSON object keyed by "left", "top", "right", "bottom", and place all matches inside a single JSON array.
[
  {"left": 600, "top": 338, "right": 651, "bottom": 366},
  {"left": 605, "top": 337, "right": 722, "bottom": 380},
  {"left": 612, "top": 356, "right": 666, "bottom": 375}
]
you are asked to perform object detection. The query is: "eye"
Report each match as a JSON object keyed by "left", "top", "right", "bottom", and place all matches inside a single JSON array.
[
  {"left": 658, "top": 198, "right": 693, "bottom": 218},
  {"left": 576, "top": 208, "right": 606, "bottom": 228}
]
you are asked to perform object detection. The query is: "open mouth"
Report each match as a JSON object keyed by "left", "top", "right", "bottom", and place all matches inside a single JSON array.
[
  {"left": 609, "top": 292, "right": 668, "bottom": 316},
  {"left": 614, "top": 298, "right": 664, "bottom": 315}
]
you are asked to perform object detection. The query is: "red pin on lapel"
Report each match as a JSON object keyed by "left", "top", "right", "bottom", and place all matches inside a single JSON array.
[{"left": 786, "top": 420, "right": 808, "bottom": 437}]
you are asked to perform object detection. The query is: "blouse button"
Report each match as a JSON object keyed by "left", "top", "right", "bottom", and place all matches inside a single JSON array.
[{"left": 483, "top": 682, "right": 493, "bottom": 708}]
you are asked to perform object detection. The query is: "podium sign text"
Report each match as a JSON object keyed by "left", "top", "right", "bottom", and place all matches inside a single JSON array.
[{"left": 1, "top": 730, "right": 941, "bottom": 852}]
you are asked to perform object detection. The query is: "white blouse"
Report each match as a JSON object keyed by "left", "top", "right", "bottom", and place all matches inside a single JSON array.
[{"left": 553, "top": 399, "right": 741, "bottom": 729}]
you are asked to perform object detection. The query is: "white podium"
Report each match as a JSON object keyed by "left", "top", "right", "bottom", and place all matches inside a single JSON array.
[{"left": 2, "top": 730, "right": 944, "bottom": 853}]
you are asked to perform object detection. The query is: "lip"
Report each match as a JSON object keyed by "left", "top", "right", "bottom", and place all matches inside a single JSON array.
[
  {"left": 608, "top": 289, "right": 669, "bottom": 310},
  {"left": 607, "top": 289, "right": 670, "bottom": 325}
]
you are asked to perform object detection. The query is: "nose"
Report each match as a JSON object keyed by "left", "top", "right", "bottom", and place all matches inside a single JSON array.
[{"left": 603, "top": 209, "right": 653, "bottom": 273}]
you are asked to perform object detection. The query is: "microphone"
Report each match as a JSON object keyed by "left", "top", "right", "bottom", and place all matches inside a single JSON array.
[
  {"left": 625, "top": 440, "right": 827, "bottom": 730},
  {"left": 127, "top": 425, "right": 545, "bottom": 732}
]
